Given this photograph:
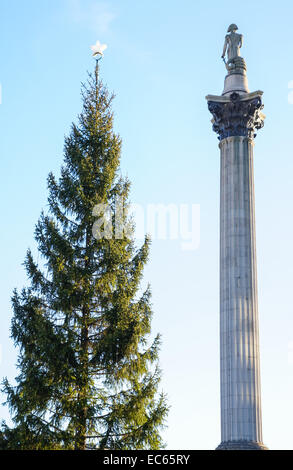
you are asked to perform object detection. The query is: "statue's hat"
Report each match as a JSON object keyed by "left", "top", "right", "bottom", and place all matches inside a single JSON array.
[{"left": 227, "top": 24, "right": 238, "bottom": 32}]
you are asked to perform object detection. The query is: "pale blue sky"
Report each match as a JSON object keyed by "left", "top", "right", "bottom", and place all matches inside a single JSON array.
[{"left": 1, "top": 0, "right": 293, "bottom": 449}]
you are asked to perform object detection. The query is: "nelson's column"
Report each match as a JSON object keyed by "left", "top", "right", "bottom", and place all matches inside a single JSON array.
[{"left": 206, "top": 24, "right": 267, "bottom": 450}]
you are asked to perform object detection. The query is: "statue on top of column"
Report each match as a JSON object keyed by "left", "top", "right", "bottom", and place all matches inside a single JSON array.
[{"left": 221, "top": 24, "right": 246, "bottom": 74}]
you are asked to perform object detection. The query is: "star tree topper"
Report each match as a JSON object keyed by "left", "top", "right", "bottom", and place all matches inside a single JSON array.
[{"left": 90, "top": 40, "right": 108, "bottom": 59}]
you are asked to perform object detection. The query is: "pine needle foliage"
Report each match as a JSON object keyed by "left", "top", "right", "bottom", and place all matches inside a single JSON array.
[{"left": 1, "top": 65, "right": 168, "bottom": 450}]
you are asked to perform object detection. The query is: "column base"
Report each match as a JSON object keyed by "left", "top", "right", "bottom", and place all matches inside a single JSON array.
[{"left": 216, "top": 440, "right": 268, "bottom": 450}]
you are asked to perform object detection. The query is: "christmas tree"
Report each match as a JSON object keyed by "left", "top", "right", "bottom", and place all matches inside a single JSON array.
[{"left": 1, "top": 61, "right": 168, "bottom": 450}]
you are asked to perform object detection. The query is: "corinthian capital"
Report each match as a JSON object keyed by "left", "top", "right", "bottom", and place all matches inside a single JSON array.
[{"left": 207, "top": 92, "right": 265, "bottom": 141}]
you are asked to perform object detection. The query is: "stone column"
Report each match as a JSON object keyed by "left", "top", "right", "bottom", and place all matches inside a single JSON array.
[{"left": 206, "top": 91, "right": 267, "bottom": 450}]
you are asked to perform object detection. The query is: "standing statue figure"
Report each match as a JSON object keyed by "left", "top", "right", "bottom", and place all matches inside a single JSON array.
[{"left": 221, "top": 24, "right": 246, "bottom": 73}]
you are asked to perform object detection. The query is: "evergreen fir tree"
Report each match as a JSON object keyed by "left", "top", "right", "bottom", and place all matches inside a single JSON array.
[{"left": 1, "top": 63, "right": 168, "bottom": 450}]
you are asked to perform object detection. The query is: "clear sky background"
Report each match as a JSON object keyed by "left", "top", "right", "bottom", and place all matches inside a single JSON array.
[{"left": 1, "top": 0, "right": 293, "bottom": 450}]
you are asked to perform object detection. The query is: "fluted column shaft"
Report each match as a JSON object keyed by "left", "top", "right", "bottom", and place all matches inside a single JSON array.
[
  {"left": 206, "top": 91, "right": 266, "bottom": 449},
  {"left": 219, "top": 136, "right": 262, "bottom": 443}
]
